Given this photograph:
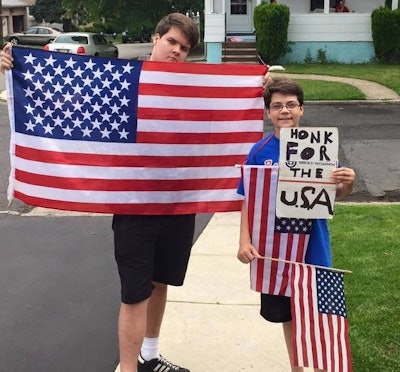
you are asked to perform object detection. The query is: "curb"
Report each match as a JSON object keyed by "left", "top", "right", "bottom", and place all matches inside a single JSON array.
[{"left": 305, "top": 99, "right": 400, "bottom": 105}]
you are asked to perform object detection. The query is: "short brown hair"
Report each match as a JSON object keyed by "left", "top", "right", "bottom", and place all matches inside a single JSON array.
[
  {"left": 264, "top": 77, "right": 304, "bottom": 108},
  {"left": 154, "top": 13, "right": 199, "bottom": 49}
]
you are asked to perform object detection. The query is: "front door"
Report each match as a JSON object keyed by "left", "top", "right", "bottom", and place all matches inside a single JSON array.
[{"left": 226, "top": 0, "right": 253, "bottom": 34}]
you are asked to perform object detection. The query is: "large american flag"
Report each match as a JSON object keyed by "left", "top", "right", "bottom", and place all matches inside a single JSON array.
[
  {"left": 291, "top": 263, "right": 352, "bottom": 372},
  {"left": 242, "top": 165, "right": 312, "bottom": 296},
  {"left": 6, "top": 47, "right": 266, "bottom": 214}
]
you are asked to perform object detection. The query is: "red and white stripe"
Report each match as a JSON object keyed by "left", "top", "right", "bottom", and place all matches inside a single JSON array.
[
  {"left": 291, "top": 263, "right": 352, "bottom": 372},
  {"left": 8, "top": 61, "right": 266, "bottom": 214},
  {"left": 243, "top": 165, "right": 309, "bottom": 296}
]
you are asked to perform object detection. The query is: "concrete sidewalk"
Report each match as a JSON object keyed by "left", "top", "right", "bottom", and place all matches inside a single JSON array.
[
  {"left": 116, "top": 212, "right": 294, "bottom": 372},
  {"left": 162, "top": 212, "right": 291, "bottom": 371}
]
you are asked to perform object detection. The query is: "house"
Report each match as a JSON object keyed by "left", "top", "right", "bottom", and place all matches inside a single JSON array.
[
  {"left": 1, "top": 0, "right": 35, "bottom": 35},
  {"left": 204, "top": 0, "right": 399, "bottom": 63}
]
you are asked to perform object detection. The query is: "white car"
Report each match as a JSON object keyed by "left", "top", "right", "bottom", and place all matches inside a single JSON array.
[{"left": 44, "top": 32, "right": 119, "bottom": 58}]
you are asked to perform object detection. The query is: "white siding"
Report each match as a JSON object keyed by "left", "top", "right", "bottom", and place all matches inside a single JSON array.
[
  {"left": 279, "top": 0, "right": 309, "bottom": 13},
  {"left": 3, "top": 0, "right": 35, "bottom": 6},
  {"left": 288, "top": 13, "right": 372, "bottom": 42},
  {"left": 213, "top": 0, "right": 224, "bottom": 14},
  {"left": 204, "top": 13, "right": 226, "bottom": 42},
  {"left": 267, "top": 0, "right": 385, "bottom": 14},
  {"left": 205, "top": 0, "right": 225, "bottom": 14},
  {"left": 349, "top": 0, "right": 385, "bottom": 13}
]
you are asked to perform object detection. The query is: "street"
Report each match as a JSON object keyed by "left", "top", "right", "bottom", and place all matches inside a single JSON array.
[
  {"left": 116, "top": 42, "right": 153, "bottom": 60},
  {"left": 0, "top": 43, "right": 399, "bottom": 371},
  {"left": 293, "top": 102, "right": 400, "bottom": 201},
  {"left": 0, "top": 42, "right": 153, "bottom": 92}
]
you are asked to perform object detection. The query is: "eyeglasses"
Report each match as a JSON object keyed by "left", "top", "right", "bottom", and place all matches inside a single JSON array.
[{"left": 269, "top": 102, "right": 301, "bottom": 111}]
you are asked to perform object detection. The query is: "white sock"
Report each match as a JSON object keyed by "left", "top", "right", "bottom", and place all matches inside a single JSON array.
[{"left": 141, "top": 337, "right": 160, "bottom": 361}]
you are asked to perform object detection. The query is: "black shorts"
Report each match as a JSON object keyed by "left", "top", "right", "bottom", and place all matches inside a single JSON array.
[
  {"left": 260, "top": 294, "right": 292, "bottom": 323},
  {"left": 112, "top": 214, "right": 195, "bottom": 304}
]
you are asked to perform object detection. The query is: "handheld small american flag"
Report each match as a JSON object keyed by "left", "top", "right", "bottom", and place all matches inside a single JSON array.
[
  {"left": 242, "top": 165, "right": 312, "bottom": 296},
  {"left": 6, "top": 47, "right": 266, "bottom": 215},
  {"left": 291, "top": 263, "right": 353, "bottom": 372}
]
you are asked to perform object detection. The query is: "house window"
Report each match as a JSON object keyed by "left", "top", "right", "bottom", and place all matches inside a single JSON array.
[
  {"left": 310, "top": 0, "right": 336, "bottom": 11},
  {"left": 231, "top": 0, "right": 247, "bottom": 15},
  {"left": 12, "top": 15, "right": 24, "bottom": 33}
]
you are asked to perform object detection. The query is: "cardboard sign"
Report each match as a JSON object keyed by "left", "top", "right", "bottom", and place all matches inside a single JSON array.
[{"left": 276, "top": 127, "right": 339, "bottom": 219}]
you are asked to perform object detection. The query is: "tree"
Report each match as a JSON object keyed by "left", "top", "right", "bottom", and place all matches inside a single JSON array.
[
  {"left": 61, "top": 0, "right": 90, "bottom": 31},
  {"left": 254, "top": 3, "right": 290, "bottom": 64},
  {"left": 169, "top": 0, "right": 203, "bottom": 14},
  {"left": 371, "top": 6, "right": 400, "bottom": 62},
  {"left": 30, "top": 0, "right": 63, "bottom": 24},
  {"left": 31, "top": 1, "right": 204, "bottom": 35},
  {"left": 104, "top": 0, "right": 173, "bottom": 36}
]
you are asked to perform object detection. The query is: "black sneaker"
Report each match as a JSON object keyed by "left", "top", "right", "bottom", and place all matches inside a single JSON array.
[{"left": 137, "top": 354, "right": 190, "bottom": 372}]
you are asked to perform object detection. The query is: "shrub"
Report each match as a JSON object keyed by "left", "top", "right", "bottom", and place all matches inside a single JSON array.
[
  {"left": 304, "top": 48, "right": 313, "bottom": 63},
  {"left": 316, "top": 48, "right": 328, "bottom": 64},
  {"left": 371, "top": 7, "right": 400, "bottom": 63},
  {"left": 254, "top": 3, "right": 290, "bottom": 64}
]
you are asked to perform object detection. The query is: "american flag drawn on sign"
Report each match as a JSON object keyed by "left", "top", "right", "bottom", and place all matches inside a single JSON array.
[
  {"left": 291, "top": 263, "right": 352, "bottom": 372},
  {"left": 242, "top": 165, "right": 312, "bottom": 296},
  {"left": 6, "top": 47, "right": 266, "bottom": 214}
]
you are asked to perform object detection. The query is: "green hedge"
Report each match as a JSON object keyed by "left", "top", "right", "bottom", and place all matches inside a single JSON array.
[
  {"left": 371, "top": 7, "right": 400, "bottom": 63},
  {"left": 253, "top": 3, "right": 290, "bottom": 64}
]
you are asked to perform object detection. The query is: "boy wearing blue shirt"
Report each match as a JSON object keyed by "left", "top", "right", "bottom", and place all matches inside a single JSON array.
[{"left": 237, "top": 78, "right": 355, "bottom": 371}]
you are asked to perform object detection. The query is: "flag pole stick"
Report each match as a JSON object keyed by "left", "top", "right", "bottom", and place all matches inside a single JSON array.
[{"left": 259, "top": 256, "right": 353, "bottom": 274}]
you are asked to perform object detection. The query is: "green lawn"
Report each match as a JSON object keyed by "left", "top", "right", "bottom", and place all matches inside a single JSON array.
[
  {"left": 330, "top": 203, "right": 400, "bottom": 371},
  {"left": 284, "top": 63, "right": 400, "bottom": 100},
  {"left": 296, "top": 79, "right": 365, "bottom": 101}
]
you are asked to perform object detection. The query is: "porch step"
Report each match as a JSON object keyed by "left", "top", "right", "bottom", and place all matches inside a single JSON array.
[{"left": 222, "top": 41, "right": 259, "bottom": 64}]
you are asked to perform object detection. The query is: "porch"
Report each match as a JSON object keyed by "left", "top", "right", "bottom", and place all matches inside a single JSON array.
[{"left": 204, "top": 0, "right": 398, "bottom": 64}]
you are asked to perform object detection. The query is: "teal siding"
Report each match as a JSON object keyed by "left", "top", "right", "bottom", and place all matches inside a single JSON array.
[
  {"left": 206, "top": 42, "right": 222, "bottom": 63},
  {"left": 205, "top": 40, "right": 375, "bottom": 64},
  {"left": 279, "top": 41, "right": 376, "bottom": 64}
]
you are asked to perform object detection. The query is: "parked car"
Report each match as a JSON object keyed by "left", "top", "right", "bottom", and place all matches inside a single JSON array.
[
  {"left": 121, "top": 27, "right": 152, "bottom": 43},
  {"left": 5, "top": 26, "right": 62, "bottom": 46},
  {"left": 121, "top": 30, "right": 131, "bottom": 43},
  {"left": 44, "top": 32, "right": 119, "bottom": 58},
  {"left": 136, "top": 27, "right": 152, "bottom": 43}
]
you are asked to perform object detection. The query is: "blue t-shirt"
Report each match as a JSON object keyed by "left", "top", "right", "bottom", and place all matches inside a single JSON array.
[{"left": 238, "top": 133, "right": 332, "bottom": 267}]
